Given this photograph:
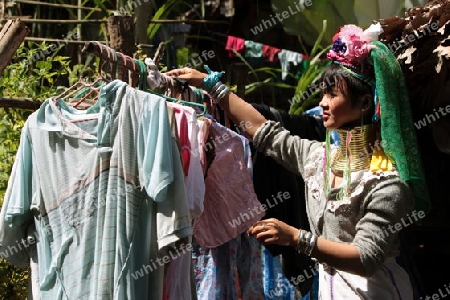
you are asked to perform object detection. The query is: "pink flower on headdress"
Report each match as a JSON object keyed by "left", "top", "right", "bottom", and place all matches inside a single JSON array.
[
  {"left": 327, "top": 23, "right": 382, "bottom": 66},
  {"left": 346, "top": 40, "right": 372, "bottom": 62},
  {"left": 340, "top": 24, "right": 364, "bottom": 43}
]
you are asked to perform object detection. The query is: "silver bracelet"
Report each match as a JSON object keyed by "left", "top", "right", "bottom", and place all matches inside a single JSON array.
[
  {"left": 217, "top": 86, "right": 230, "bottom": 100},
  {"left": 296, "top": 229, "right": 317, "bottom": 257},
  {"left": 209, "top": 81, "right": 230, "bottom": 104},
  {"left": 212, "top": 84, "right": 226, "bottom": 98},
  {"left": 296, "top": 230, "right": 306, "bottom": 254},
  {"left": 306, "top": 234, "right": 317, "bottom": 256},
  {"left": 304, "top": 231, "right": 312, "bottom": 254}
]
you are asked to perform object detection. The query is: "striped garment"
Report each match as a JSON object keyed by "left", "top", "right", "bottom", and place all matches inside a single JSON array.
[{"left": 0, "top": 80, "right": 191, "bottom": 299}]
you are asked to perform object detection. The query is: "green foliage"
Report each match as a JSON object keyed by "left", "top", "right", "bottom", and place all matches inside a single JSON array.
[
  {"left": 147, "top": 0, "right": 186, "bottom": 40},
  {"left": 176, "top": 47, "right": 190, "bottom": 67},
  {"left": 289, "top": 20, "right": 331, "bottom": 115},
  {"left": 0, "top": 108, "right": 29, "bottom": 204},
  {"left": 270, "top": 0, "right": 428, "bottom": 47},
  {"left": 0, "top": 259, "right": 29, "bottom": 300},
  {"left": 270, "top": 0, "right": 357, "bottom": 48},
  {"left": 1, "top": 42, "right": 75, "bottom": 100}
]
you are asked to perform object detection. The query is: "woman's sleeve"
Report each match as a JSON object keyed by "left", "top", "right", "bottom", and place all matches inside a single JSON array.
[
  {"left": 252, "top": 120, "right": 322, "bottom": 178},
  {"left": 351, "top": 177, "right": 415, "bottom": 276}
]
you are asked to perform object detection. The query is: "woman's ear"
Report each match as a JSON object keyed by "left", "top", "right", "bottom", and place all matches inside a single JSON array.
[{"left": 361, "top": 94, "right": 372, "bottom": 112}]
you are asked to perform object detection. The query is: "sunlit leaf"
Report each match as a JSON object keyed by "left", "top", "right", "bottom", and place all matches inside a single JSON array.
[{"left": 270, "top": 0, "right": 428, "bottom": 46}]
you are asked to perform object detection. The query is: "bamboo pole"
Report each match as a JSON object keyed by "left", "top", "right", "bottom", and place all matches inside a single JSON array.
[
  {"left": 0, "top": 97, "right": 41, "bottom": 110},
  {"left": 24, "top": 37, "right": 107, "bottom": 44},
  {"left": 0, "top": 19, "right": 29, "bottom": 75},
  {"left": 23, "top": 37, "right": 154, "bottom": 49},
  {"left": 14, "top": 0, "right": 114, "bottom": 13},
  {"left": 10, "top": 18, "right": 229, "bottom": 24},
  {"left": 17, "top": 19, "right": 107, "bottom": 24},
  {"left": 151, "top": 19, "right": 229, "bottom": 24}
]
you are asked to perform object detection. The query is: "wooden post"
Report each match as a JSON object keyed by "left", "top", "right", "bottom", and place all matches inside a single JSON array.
[
  {"left": 135, "top": 0, "right": 152, "bottom": 56},
  {"left": 107, "top": 15, "right": 136, "bottom": 57},
  {"left": 0, "top": 19, "right": 29, "bottom": 75},
  {"left": 106, "top": 16, "right": 137, "bottom": 83}
]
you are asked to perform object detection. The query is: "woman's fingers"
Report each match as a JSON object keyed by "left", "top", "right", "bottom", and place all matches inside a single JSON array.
[
  {"left": 256, "top": 227, "right": 287, "bottom": 245},
  {"left": 247, "top": 222, "right": 265, "bottom": 236},
  {"left": 164, "top": 68, "right": 206, "bottom": 88},
  {"left": 165, "top": 68, "right": 188, "bottom": 77},
  {"left": 248, "top": 219, "right": 296, "bottom": 246}
]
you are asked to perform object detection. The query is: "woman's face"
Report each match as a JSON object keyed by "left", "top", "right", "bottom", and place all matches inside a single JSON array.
[{"left": 319, "top": 82, "right": 362, "bottom": 129}]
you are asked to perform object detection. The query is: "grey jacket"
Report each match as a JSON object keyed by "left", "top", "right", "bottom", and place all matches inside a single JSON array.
[{"left": 253, "top": 121, "right": 415, "bottom": 276}]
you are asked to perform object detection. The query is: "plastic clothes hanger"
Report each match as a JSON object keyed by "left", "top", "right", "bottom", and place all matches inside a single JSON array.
[
  {"left": 71, "top": 44, "right": 120, "bottom": 108},
  {"left": 55, "top": 42, "right": 112, "bottom": 109},
  {"left": 134, "top": 58, "right": 148, "bottom": 91},
  {"left": 135, "top": 59, "right": 206, "bottom": 116}
]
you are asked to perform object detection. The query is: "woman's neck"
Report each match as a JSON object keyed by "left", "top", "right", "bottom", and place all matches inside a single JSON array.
[{"left": 331, "top": 125, "right": 376, "bottom": 172}]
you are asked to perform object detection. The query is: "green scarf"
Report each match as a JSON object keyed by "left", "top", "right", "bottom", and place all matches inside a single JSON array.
[{"left": 370, "top": 41, "right": 431, "bottom": 216}]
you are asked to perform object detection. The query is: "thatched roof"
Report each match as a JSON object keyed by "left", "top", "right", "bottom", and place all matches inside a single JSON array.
[{"left": 379, "top": 0, "right": 450, "bottom": 154}]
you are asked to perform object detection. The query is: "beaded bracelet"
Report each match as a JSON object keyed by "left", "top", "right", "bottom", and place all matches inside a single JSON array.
[{"left": 296, "top": 229, "right": 317, "bottom": 257}]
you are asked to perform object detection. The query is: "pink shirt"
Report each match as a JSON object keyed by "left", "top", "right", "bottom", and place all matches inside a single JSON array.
[{"left": 193, "top": 122, "right": 264, "bottom": 248}]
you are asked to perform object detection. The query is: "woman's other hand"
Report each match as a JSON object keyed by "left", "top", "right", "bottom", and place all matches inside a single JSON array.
[
  {"left": 247, "top": 218, "right": 298, "bottom": 247},
  {"left": 165, "top": 67, "right": 207, "bottom": 89}
]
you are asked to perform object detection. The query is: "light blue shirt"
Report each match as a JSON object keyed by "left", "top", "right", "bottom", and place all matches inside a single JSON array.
[{"left": 0, "top": 80, "right": 191, "bottom": 299}]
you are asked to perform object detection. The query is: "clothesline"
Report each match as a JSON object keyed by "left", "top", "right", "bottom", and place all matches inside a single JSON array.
[
  {"left": 225, "top": 35, "right": 311, "bottom": 79},
  {"left": 225, "top": 35, "right": 309, "bottom": 61}
]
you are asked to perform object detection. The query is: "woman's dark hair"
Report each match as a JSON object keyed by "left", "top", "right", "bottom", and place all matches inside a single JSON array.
[{"left": 320, "top": 63, "right": 374, "bottom": 108}]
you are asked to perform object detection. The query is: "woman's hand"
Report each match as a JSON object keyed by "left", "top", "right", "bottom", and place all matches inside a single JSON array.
[
  {"left": 165, "top": 67, "right": 207, "bottom": 89},
  {"left": 247, "top": 218, "right": 299, "bottom": 246}
]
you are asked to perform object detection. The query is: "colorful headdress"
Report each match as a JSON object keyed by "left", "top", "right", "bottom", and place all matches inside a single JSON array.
[
  {"left": 326, "top": 23, "right": 432, "bottom": 217},
  {"left": 327, "top": 23, "right": 383, "bottom": 121},
  {"left": 327, "top": 23, "right": 382, "bottom": 70}
]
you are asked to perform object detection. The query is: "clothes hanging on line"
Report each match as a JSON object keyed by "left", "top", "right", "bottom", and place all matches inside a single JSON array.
[
  {"left": 244, "top": 40, "right": 263, "bottom": 58},
  {"left": 191, "top": 233, "right": 264, "bottom": 300},
  {"left": 0, "top": 43, "right": 272, "bottom": 299},
  {"left": 262, "top": 246, "right": 298, "bottom": 300},
  {"left": 192, "top": 121, "right": 265, "bottom": 249},
  {"left": 262, "top": 44, "right": 282, "bottom": 62},
  {"left": 278, "top": 50, "right": 304, "bottom": 80},
  {"left": 225, "top": 36, "right": 245, "bottom": 57},
  {"left": 191, "top": 133, "right": 264, "bottom": 299},
  {"left": 225, "top": 35, "right": 308, "bottom": 80},
  {"left": 166, "top": 102, "right": 205, "bottom": 219},
  {"left": 0, "top": 80, "right": 192, "bottom": 299}
]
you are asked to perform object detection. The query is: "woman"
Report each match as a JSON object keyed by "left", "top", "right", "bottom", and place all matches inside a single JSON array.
[{"left": 166, "top": 23, "right": 430, "bottom": 299}]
